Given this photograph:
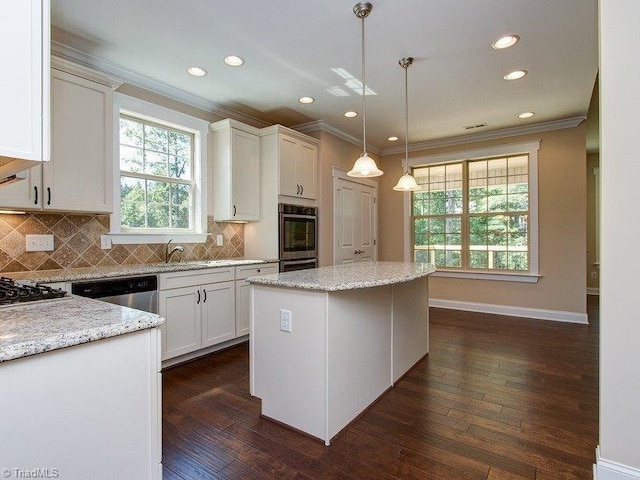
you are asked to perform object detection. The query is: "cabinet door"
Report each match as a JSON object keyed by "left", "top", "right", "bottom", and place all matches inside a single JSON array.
[
  {"left": 201, "top": 280, "right": 236, "bottom": 347},
  {"left": 45, "top": 69, "right": 113, "bottom": 212},
  {"left": 235, "top": 281, "right": 251, "bottom": 337},
  {"left": 279, "top": 135, "right": 299, "bottom": 197},
  {"left": 159, "top": 286, "right": 201, "bottom": 360},
  {"left": 297, "top": 142, "right": 317, "bottom": 200},
  {"left": 231, "top": 129, "right": 260, "bottom": 220},
  {"left": 0, "top": 0, "right": 48, "bottom": 169}
]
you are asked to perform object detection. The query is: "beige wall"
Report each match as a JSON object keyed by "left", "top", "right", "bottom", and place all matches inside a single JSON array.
[
  {"left": 378, "top": 125, "right": 588, "bottom": 315},
  {"left": 586, "top": 153, "right": 600, "bottom": 292}
]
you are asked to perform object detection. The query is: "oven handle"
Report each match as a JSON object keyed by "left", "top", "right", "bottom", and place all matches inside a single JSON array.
[{"left": 281, "top": 214, "right": 317, "bottom": 220}]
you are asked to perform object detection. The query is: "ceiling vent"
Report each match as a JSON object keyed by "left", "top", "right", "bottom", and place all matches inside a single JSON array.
[{"left": 464, "top": 123, "right": 488, "bottom": 130}]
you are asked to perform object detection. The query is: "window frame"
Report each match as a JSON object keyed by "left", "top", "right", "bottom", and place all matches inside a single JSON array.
[
  {"left": 110, "top": 93, "right": 209, "bottom": 245},
  {"left": 403, "top": 140, "right": 541, "bottom": 283}
]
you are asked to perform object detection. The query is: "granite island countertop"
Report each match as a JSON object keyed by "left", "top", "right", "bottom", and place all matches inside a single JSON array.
[
  {"left": 5, "top": 258, "right": 277, "bottom": 284},
  {"left": 246, "top": 261, "right": 435, "bottom": 292},
  {"left": 0, "top": 296, "right": 164, "bottom": 363}
]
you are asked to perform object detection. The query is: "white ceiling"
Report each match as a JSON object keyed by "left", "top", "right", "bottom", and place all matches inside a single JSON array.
[{"left": 51, "top": 0, "right": 598, "bottom": 151}]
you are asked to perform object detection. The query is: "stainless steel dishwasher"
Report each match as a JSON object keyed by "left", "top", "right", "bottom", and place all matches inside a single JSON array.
[{"left": 71, "top": 275, "right": 158, "bottom": 313}]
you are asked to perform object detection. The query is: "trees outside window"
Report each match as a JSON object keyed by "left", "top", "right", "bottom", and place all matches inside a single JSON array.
[
  {"left": 412, "top": 155, "right": 529, "bottom": 272},
  {"left": 119, "top": 116, "right": 194, "bottom": 231}
]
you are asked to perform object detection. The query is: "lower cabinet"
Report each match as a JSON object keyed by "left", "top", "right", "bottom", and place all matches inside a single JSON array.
[
  {"left": 159, "top": 268, "right": 235, "bottom": 361},
  {"left": 0, "top": 328, "right": 162, "bottom": 479},
  {"left": 159, "top": 263, "right": 278, "bottom": 362},
  {"left": 235, "top": 263, "right": 279, "bottom": 337}
]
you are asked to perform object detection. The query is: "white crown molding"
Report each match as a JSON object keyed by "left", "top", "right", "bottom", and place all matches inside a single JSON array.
[
  {"left": 294, "top": 120, "right": 382, "bottom": 156},
  {"left": 381, "top": 116, "right": 586, "bottom": 156},
  {"left": 51, "top": 54, "right": 123, "bottom": 89},
  {"left": 51, "top": 41, "right": 270, "bottom": 128}
]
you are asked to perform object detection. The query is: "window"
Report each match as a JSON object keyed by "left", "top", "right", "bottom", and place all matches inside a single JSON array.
[
  {"left": 119, "top": 115, "right": 194, "bottom": 231},
  {"left": 408, "top": 141, "right": 539, "bottom": 280},
  {"left": 110, "top": 94, "right": 208, "bottom": 244}
]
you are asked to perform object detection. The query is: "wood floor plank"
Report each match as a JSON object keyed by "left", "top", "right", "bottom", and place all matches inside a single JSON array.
[{"left": 162, "top": 297, "right": 599, "bottom": 479}]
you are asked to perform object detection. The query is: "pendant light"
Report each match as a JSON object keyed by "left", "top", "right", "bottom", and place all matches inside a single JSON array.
[
  {"left": 393, "top": 57, "right": 421, "bottom": 191},
  {"left": 347, "top": 2, "right": 383, "bottom": 178}
]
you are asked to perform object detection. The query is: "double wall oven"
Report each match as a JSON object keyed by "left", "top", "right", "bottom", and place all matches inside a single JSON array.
[{"left": 279, "top": 203, "right": 317, "bottom": 272}]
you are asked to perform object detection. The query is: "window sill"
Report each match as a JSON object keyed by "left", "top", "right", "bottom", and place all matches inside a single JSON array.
[
  {"left": 432, "top": 270, "right": 541, "bottom": 283},
  {"left": 109, "top": 232, "right": 209, "bottom": 245}
]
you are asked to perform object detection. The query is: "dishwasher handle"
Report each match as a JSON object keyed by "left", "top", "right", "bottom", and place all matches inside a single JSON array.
[{"left": 71, "top": 275, "right": 158, "bottom": 299}]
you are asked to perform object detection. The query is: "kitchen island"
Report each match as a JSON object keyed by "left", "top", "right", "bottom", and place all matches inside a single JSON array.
[
  {"left": 0, "top": 296, "right": 164, "bottom": 479},
  {"left": 247, "top": 261, "right": 435, "bottom": 445}
]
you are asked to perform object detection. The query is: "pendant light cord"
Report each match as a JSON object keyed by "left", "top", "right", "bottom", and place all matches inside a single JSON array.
[
  {"left": 361, "top": 14, "right": 367, "bottom": 155},
  {"left": 404, "top": 60, "right": 409, "bottom": 174}
]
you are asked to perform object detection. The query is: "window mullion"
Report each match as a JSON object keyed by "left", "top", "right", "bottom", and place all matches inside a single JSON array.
[{"left": 461, "top": 161, "right": 470, "bottom": 270}]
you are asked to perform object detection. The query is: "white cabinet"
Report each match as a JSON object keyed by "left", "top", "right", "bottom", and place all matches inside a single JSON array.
[
  {"left": 277, "top": 133, "right": 318, "bottom": 200},
  {"left": 0, "top": 59, "right": 121, "bottom": 212},
  {"left": 235, "top": 262, "right": 278, "bottom": 337},
  {"left": 211, "top": 119, "right": 260, "bottom": 221},
  {"left": 0, "top": 328, "right": 162, "bottom": 479},
  {"left": 159, "top": 268, "right": 235, "bottom": 361},
  {"left": 0, "top": 0, "right": 50, "bottom": 181}
]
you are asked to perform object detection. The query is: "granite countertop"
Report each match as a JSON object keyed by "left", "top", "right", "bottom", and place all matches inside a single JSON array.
[
  {"left": 0, "top": 296, "right": 165, "bottom": 363},
  {"left": 246, "top": 261, "right": 436, "bottom": 292},
  {"left": 5, "top": 258, "right": 277, "bottom": 284}
]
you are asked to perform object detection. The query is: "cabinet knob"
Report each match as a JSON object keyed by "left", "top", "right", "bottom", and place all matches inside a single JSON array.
[
  {"left": 197, "top": 289, "right": 201, "bottom": 304},
  {"left": 203, "top": 289, "right": 207, "bottom": 303},
  {"left": 34, "top": 186, "right": 38, "bottom": 205},
  {"left": 47, "top": 187, "right": 51, "bottom": 206},
  {"left": 233, "top": 205, "right": 236, "bottom": 216}
]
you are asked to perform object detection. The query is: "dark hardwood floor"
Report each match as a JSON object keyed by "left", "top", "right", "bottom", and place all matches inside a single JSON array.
[{"left": 162, "top": 296, "right": 599, "bottom": 479}]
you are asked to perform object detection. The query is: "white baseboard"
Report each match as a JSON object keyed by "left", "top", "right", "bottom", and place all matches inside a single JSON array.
[
  {"left": 161, "top": 335, "right": 248, "bottom": 369},
  {"left": 587, "top": 287, "right": 600, "bottom": 296},
  {"left": 429, "top": 298, "right": 589, "bottom": 324},
  {"left": 595, "top": 446, "right": 640, "bottom": 479}
]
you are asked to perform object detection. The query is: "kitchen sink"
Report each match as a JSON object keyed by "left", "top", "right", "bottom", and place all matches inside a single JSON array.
[{"left": 192, "top": 259, "right": 264, "bottom": 267}]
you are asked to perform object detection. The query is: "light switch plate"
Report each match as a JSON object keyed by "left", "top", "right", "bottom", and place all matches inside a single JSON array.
[
  {"left": 100, "top": 235, "right": 112, "bottom": 250},
  {"left": 26, "top": 234, "right": 54, "bottom": 252},
  {"left": 216, "top": 234, "right": 224, "bottom": 247}
]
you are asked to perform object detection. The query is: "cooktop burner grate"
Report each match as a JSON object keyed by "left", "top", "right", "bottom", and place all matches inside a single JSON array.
[{"left": 0, "top": 277, "right": 68, "bottom": 307}]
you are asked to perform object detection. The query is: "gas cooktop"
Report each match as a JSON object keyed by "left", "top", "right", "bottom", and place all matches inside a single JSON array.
[{"left": 0, "top": 277, "right": 68, "bottom": 307}]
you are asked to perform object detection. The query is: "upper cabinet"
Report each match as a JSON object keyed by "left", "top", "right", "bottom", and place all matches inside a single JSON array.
[
  {"left": 210, "top": 119, "right": 260, "bottom": 222},
  {"left": 0, "top": 58, "right": 122, "bottom": 212},
  {"left": 260, "top": 126, "right": 318, "bottom": 201},
  {"left": 0, "top": 0, "right": 50, "bottom": 182}
]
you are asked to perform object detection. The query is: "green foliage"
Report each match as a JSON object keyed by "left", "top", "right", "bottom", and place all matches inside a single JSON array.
[{"left": 119, "top": 117, "right": 193, "bottom": 230}]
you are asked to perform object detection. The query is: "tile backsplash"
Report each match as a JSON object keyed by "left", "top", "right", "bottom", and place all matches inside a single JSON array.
[{"left": 0, "top": 213, "right": 244, "bottom": 273}]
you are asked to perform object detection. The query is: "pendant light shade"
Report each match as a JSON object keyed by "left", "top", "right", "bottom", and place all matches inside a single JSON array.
[
  {"left": 393, "top": 56, "right": 421, "bottom": 192},
  {"left": 347, "top": 2, "right": 383, "bottom": 178}
]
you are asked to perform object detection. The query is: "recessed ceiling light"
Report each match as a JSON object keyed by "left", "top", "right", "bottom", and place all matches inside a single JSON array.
[
  {"left": 187, "top": 66, "right": 207, "bottom": 77},
  {"left": 387, "top": 136, "right": 399, "bottom": 142},
  {"left": 344, "top": 111, "right": 358, "bottom": 118},
  {"left": 298, "top": 96, "right": 315, "bottom": 104},
  {"left": 518, "top": 111, "right": 535, "bottom": 119},
  {"left": 492, "top": 35, "right": 520, "bottom": 49},
  {"left": 224, "top": 55, "right": 244, "bottom": 67},
  {"left": 504, "top": 70, "right": 528, "bottom": 80}
]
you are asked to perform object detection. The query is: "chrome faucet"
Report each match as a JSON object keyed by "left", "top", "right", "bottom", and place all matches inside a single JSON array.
[{"left": 165, "top": 239, "right": 184, "bottom": 263}]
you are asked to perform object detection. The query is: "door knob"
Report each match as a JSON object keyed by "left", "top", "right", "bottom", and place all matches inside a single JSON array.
[{"left": 354, "top": 249, "right": 365, "bottom": 254}]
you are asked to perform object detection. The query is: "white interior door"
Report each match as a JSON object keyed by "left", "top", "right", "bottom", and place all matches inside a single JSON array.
[{"left": 334, "top": 176, "right": 377, "bottom": 264}]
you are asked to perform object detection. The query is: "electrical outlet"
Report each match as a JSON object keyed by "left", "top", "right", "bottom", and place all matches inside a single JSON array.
[
  {"left": 280, "top": 309, "right": 292, "bottom": 333},
  {"left": 26, "top": 234, "right": 54, "bottom": 252},
  {"left": 100, "top": 235, "right": 112, "bottom": 250},
  {"left": 590, "top": 271, "right": 598, "bottom": 279},
  {"left": 216, "top": 234, "right": 224, "bottom": 247}
]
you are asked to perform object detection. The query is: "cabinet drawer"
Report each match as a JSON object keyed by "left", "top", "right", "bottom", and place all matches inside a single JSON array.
[
  {"left": 159, "top": 267, "right": 234, "bottom": 290},
  {"left": 235, "top": 263, "right": 278, "bottom": 280}
]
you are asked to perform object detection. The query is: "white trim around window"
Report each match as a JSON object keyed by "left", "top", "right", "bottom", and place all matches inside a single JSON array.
[
  {"left": 402, "top": 140, "right": 541, "bottom": 282},
  {"left": 110, "top": 93, "right": 209, "bottom": 244}
]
